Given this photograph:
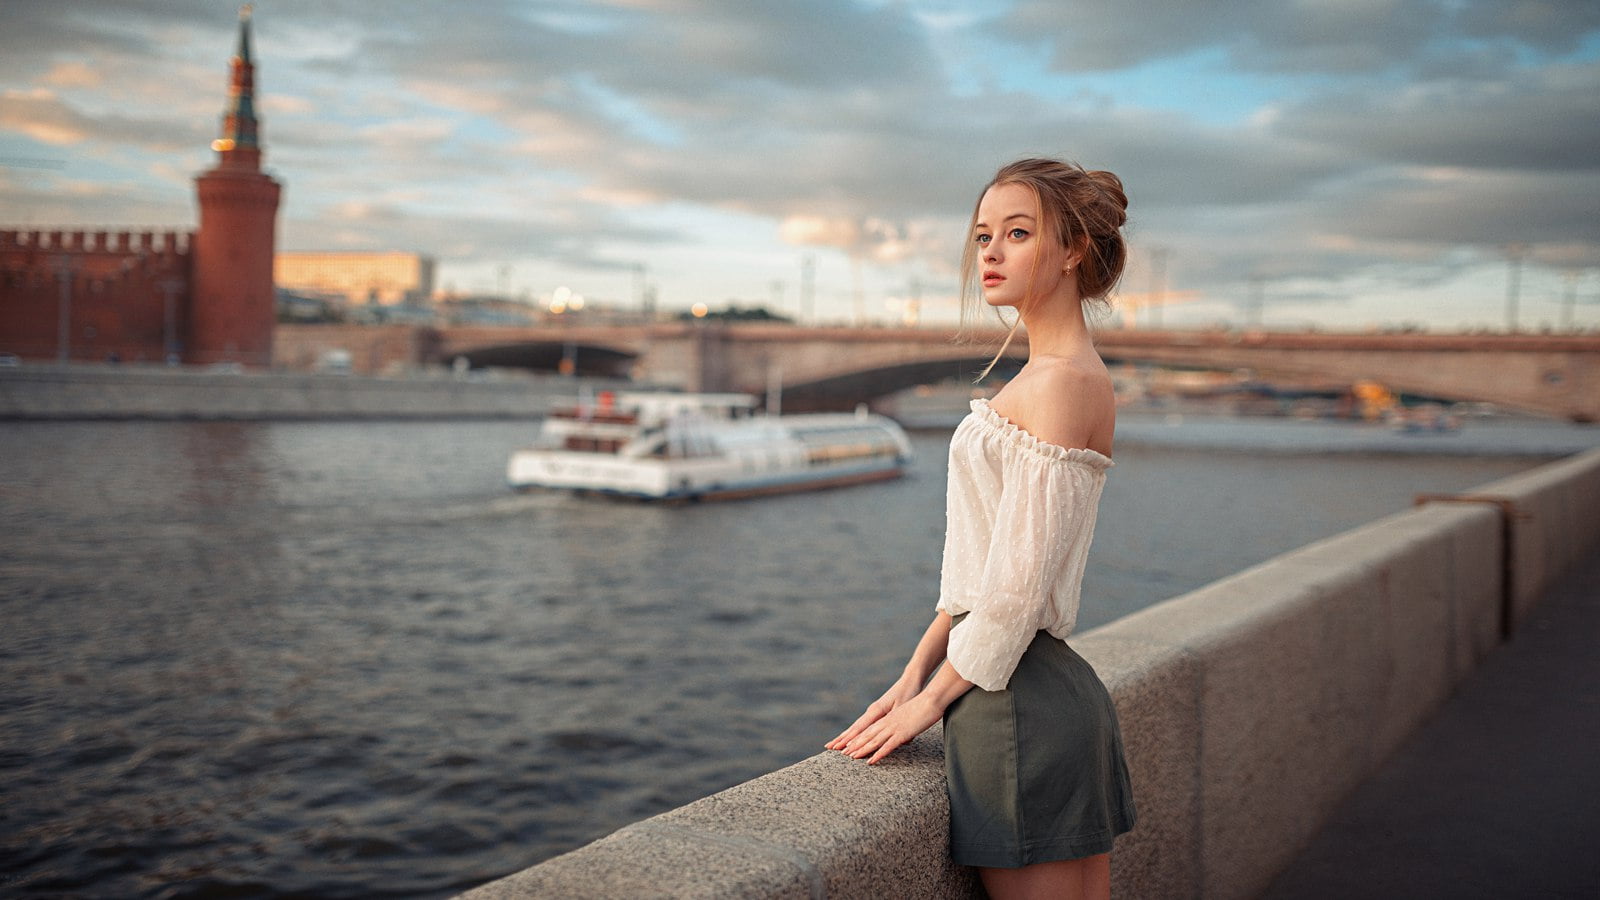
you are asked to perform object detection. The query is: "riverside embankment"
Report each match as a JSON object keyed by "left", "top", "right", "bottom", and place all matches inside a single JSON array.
[
  {"left": 462, "top": 447, "right": 1600, "bottom": 899},
  {"left": 0, "top": 365, "right": 627, "bottom": 420}
]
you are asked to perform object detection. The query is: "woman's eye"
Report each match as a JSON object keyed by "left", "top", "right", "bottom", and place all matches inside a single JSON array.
[
  {"left": 1008, "top": 228, "right": 1029, "bottom": 240},
  {"left": 975, "top": 233, "right": 991, "bottom": 245}
]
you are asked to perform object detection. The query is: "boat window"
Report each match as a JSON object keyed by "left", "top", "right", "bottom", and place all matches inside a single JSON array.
[{"left": 564, "top": 436, "right": 625, "bottom": 454}]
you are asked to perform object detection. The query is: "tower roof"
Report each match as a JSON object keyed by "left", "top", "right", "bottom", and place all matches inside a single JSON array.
[
  {"left": 237, "top": 4, "right": 254, "bottom": 64},
  {"left": 211, "top": 5, "right": 261, "bottom": 164}
]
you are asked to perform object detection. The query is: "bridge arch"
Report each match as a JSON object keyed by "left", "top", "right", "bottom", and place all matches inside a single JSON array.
[
  {"left": 446, "top": 341, "right": 636, "bottom": 376},
  {"left": 420, "top": 324, "right": 1599, "bottom": 422},
  {"left": 769, "top": 348, "right": 1027, "bottom": 412}
]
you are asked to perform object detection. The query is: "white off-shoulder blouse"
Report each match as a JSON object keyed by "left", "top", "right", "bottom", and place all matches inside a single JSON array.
[{"left": 936, "top": 398, "right": 1113, "bottom": 691}]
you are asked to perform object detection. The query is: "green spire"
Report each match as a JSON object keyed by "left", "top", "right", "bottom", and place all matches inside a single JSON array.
[
  {"left": 212, "top": 5, "right": 261, "bottom": 158},
  {"left": 237, "top": 5, "right": 254, "bottom": 64}
]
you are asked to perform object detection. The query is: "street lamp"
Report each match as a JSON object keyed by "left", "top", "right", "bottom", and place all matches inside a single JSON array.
[
  {"left": 159, "top": 278, "right": 183, "bottom": 364},
  {"left": 53, "top": 255, "right": 75, "bottom": 365},
  {"left": 1505, "top": 243, "right": 1525, "bottom": 333}
]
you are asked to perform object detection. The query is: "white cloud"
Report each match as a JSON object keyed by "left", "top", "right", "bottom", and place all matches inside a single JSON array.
[
  {"left": 41, "top": 60, "right": 101, "bottom": 88},
  {"left": 2, "top": 0, "right": 1598, "bottom": 326}
]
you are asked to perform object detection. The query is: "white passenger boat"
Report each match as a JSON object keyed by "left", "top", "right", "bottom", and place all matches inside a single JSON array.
[{"left": 507, "top": 391, "right": 914, "bottom": 501}]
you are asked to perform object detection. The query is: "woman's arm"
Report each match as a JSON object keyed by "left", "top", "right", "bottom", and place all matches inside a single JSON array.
[
  {"left": 904, "top": 610, "right": 954, "bottom": 685},
  {"left": 825, "top": 612, "right": 953, "bottom": 753},
  {"left": 837, "top": 661, "right": 973, "bottom": 765}
]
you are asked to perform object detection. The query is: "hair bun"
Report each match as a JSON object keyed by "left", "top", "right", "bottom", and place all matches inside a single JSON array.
[{"left": 1087, "top": 170, "right": 1128, "bottom": 225}]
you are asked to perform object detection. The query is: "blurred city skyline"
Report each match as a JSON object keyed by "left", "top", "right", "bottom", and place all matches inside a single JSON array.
[{"left": 2, "top": 0, "right": 1598, "bottom": 330}]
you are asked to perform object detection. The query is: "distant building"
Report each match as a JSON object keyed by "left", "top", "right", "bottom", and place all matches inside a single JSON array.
[
  {"left": 275, "top": 251, "right": 436, "bottom": 307},
  {"left": 437, "top": 294, "right": 536, "bottom": 326},
  {"left": 0, "top": 7, "right": 281, "bottom": 366}
]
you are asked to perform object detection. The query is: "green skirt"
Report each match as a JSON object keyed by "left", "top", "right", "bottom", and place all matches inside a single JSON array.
[{"left": 942, "top": 614, "right": 1136, "bottom": 868}]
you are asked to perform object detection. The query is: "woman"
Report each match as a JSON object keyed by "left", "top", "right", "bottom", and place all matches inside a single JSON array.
[{"left": 827, "top": 158, "right": 1136, "bottom": 900}]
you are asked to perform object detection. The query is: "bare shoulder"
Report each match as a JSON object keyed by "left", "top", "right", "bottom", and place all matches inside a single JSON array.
[{"left": 993, "top": 354, "right": 1116, "bottom": 454}]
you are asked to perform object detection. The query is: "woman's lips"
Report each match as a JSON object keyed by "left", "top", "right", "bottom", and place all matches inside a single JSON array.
[{"left": 982, "top": 271, "right": 1005, "bottom": 287}]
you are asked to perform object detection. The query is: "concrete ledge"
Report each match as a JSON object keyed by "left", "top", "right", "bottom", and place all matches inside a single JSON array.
[
  {"left": 465, "top": 731, "right": 977, "bottom": 900},
  {"left": 462, "top": 448, "right": 1600, "bottom": 900},
  {"left": 1465, "top": 449, "right": 1600, "bottom": 627},
  {"left": 1092, "top": 502, "right": 1504, "bottom": 898}
]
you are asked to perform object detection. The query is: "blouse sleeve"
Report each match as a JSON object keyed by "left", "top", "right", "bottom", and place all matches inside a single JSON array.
[{"left": 944, "top": 448, "right": 1102, "bottom": 691}]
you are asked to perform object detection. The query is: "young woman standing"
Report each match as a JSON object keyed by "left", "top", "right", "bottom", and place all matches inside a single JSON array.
[{"left": 827, "top": 158, "right": 1136, "bottom": 900}]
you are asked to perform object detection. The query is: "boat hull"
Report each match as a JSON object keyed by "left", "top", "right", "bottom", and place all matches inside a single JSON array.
[
  {"left": 506, "top": 394, "right": 914, "bottom": 502},
  {"left": 507, "top": 450, "right": 908, "bottom": 501}
]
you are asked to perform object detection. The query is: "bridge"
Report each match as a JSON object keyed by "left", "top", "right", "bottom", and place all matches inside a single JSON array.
[{"left": 275, "top": 323, "right": 1600, "bottom": 422}]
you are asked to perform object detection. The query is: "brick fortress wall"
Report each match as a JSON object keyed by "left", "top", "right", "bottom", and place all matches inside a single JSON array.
[
  {"left": 0, "top": 229, "right": 193, "bottom": 364},
  {"left": 1, "top": 8, "right": 279, "bottom": 369}
]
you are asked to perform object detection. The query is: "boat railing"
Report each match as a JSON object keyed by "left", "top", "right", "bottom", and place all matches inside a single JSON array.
[
  {"left": 549, "top": 408, "right": 639, "bottom": 425},
  {"left": 562, "top": 435, "right": 626, "bottom": 454}
]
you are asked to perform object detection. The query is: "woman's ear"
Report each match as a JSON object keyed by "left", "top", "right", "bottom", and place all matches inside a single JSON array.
[{"left": 1064, "top": 236, "right": 1089, "bottom": 273}]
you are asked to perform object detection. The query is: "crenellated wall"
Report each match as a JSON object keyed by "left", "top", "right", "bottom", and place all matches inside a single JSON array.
[
  {"left": 461, "top": 447, "right": 1600, "bottom": 899},
  {"left": 0, "top": 229, "right": 193, "bottom": 363}
]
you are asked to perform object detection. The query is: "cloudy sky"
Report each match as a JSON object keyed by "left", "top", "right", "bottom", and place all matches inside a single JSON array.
[{"left": 2, "top": 0, "right": 1598, "bottom": 330}]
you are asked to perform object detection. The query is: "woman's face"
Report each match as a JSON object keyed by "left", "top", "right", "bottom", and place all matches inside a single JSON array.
[{"left": 973, "top": 182, "right": 1070, "bottom": 309}]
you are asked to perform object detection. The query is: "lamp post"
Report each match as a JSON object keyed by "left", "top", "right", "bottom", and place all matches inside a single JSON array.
[
  {"left": 54, "top": 255, "right": 74, "bottom": 365},
  {"left": 1149, "top": 246, "right": 1168, "bottom": 330},
  {"left": 159, "top": 278, "right": 184, "bottom": 364},
  {"left": 1246, "top": 274, "right": 1264, "bottom": 328},
  {"left": 1505, "top": 243, "right": 1525, "bottom": 333},
  {"left": 1560, "top": 270, "right": 1577, "bottom": 333},
  {"left": 800, "top": 254, "right": 816, "bottom": 324}
]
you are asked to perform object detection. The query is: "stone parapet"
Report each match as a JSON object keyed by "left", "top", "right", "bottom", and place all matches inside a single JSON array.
[
  {"left": 1464, "top": 451, "right": 1600, "bottom": 628},
  {"left": 461, "top": 447, "right": 1600, "bottom": 899},
  {"left": 0, "top": 365, "right": 628, "bottom": 421}
]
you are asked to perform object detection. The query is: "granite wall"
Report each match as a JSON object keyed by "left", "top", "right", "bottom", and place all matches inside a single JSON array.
[{"left": 462, "top": 448, "right": 1600, "bottom": 899}]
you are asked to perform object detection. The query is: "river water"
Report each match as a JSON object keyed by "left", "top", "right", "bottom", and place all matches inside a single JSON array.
[{"left": 2, "top": 413, "right": 1596, "bottom": 898}]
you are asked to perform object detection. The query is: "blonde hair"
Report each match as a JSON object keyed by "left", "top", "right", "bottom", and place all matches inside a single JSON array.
[{"left": 959, "top": 158, "right": 1129, "bottom": 379}]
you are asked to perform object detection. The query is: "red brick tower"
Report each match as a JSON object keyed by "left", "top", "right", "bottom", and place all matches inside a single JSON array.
[{"left": 191, "top": 5, "right": 281, "bottom": 366}]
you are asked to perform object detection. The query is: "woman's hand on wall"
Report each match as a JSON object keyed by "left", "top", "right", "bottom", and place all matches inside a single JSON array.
[
  {"left": 825, "top": 675, "right": 922, "bottom": 753},
  {"left": 835, "top": 692, "right": 945, "bottom": 765}
]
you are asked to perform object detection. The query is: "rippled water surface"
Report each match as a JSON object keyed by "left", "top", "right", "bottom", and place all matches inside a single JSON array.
[{"left": 2, "top": 414, "right": 1594, "bottom": 897}]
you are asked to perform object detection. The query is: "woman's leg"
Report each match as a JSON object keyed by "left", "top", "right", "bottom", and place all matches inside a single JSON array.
[
  {"left": 1081, "top": 852, "right": 1110, "bottom": 898},
  {"left": 978, "top": 853, "right": 1111, "bottom": 900}
]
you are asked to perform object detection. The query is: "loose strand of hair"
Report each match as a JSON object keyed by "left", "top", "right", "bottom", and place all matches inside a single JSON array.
[{"left": 974, "top": 316, "right": 1022, "bottom": 383}]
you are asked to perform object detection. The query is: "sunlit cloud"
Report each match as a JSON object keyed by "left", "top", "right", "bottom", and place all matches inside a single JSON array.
[
  {"left": 40, "top": 61, "right": 101, "bottom": 89},
  {"left": 0, "top": 0, "right": 1597, "bottom": 328}
]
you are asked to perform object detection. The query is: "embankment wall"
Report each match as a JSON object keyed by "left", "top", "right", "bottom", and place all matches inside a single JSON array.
[
  {"left": 463, "top": 447, "right": 1600, "bottom": 900},
  {"left": 0, "top": 366, "right": 628, "bottom": 420}
]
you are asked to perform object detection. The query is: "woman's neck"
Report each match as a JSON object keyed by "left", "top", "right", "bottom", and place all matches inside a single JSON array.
[{"left": 1018, "top": 288, "right": 1092, "bottom": 359}]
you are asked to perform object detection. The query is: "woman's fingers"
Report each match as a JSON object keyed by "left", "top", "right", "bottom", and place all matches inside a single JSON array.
[
  {"left": 845, "top": 731, "right": 880, "bottom": 759},
  {"left": 825, "top": 700, "right": 891, "bottom": 750},
  {"left": 826, "top": 714, "right": 871, "bottom": 750},
  {"left": 853, "top": 723, "right": 903, "bottom": 764},
  {"left": 832, "top": 717, "right": 870, "bottom": 746},
  {"left": 839, "top": 722, "right": 873, "bottom": 756},
  {"left": 866, "top": 734, "right": 905, "bottom": 765},
  {"left": 845, "top": 696, "right": 941, "bottom": 764},
  {"left": 845, "top": 720, "right": 891, "bottom": 759}
]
